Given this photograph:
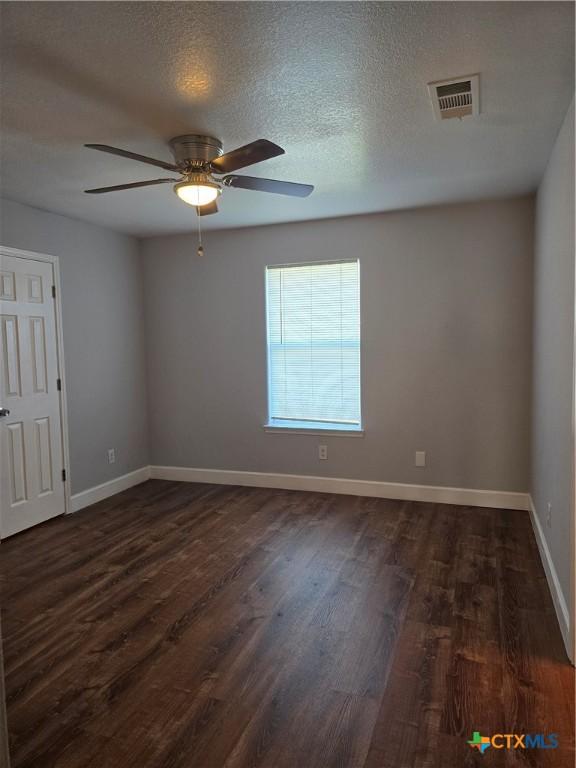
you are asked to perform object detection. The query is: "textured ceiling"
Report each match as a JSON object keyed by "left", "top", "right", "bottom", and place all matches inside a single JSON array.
[{"left": 0, "top": 2, "right": 573, "bottom": 236}]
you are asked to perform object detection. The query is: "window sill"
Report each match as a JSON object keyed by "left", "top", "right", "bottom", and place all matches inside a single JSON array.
[{"left": 263, "top": 423, "right": 364, "bottom": 437}]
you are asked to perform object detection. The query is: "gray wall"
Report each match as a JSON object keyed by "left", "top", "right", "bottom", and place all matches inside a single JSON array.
[
  {"left": 531, "top": 98, "right": 575, "bottom": 616},
  {"left": 143, "top": 197, "right": 534, "bottom": 492},
  {"left": 0, "top": 193, "right": 538, "bottom": 500},
  {"left": 0, "top": 198, "right": 149, "bottom": 494}
]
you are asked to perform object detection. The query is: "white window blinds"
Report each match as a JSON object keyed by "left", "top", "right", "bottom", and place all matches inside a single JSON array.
[{"left": 266, "top": 260, "right": 361, "bottom": 430}]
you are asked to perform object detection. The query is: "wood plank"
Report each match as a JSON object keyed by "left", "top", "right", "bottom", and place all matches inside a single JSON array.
[{"left": 0, "top": 481, "right": 572, "bottom": 768}]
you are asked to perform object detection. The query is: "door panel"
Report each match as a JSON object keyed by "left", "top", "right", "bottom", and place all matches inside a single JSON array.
[
  {"left": 7, "top": 422, "right": 26, "bottom": 504},
  {"left": 35, "top": 417, "right": 53, "bottom": 495},
  {"left": 30, "top": 317, "right": 47, "bottom": 393},
  {"left": 0, "top": 254, "right": 65, "bottom": 537},
  {"left": 1, "top": 315, "right": 21, "bottom": 397},
  {"left": 0, "top": 271, "right": 15, "bottom": 301}
]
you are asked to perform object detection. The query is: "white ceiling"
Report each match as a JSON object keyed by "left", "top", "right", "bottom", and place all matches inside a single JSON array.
[{"left": 0, "top": 2, "right": 573, "bottom": 236}]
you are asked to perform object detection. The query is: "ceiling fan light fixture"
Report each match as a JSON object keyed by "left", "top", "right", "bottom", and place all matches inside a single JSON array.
[
  {"left": 174, "top": 175, "right": 220, "bottom": 207},
  {"left": 85, "top": 137, "right": 314, "bottom": 206}
]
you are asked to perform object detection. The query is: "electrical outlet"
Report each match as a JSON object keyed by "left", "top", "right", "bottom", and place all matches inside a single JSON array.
[
  {"left": 107, "top": 448, "right": 116, "bottom": 464},
  {"left": 546, "top": 501, "right": 552, "bottom": 528},
  {"left": 318, "top": 445, "right": 328, "bottom": 460},
  {"left": 415, "top": 450, "right": 426, "bottom": 468}
]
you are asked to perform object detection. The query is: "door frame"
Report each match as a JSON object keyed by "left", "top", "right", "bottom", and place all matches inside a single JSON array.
[{"left": 0, "top": 244, "right": 71, "bottom": 519}]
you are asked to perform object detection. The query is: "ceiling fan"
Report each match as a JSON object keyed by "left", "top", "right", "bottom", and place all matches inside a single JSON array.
[{"left": 84, "top": 135, "right": 314, "bottom": 215}]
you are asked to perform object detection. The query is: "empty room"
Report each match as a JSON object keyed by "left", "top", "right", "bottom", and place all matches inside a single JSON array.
[{"left": 0, "top": 2, "right": 574, "bottom": 767}]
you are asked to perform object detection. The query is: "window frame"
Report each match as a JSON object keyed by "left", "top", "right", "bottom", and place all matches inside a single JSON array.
[{"left": 264, "top": 258, "right": 363, "bottom": 436}]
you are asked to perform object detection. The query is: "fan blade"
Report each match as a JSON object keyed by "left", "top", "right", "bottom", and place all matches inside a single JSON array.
[
  {"left": 197, "top": 200, "right": 218, "bottom": 216},
  {"left": 223, "top": 175, "right": 313, "bottom": 197},
  {"left": 85, "top": 144, "right": 179, "bottom": 172},
  {"left": 210, "top": 139, "right": 284, "bottom": 174},
  {"left": 85, "top": 178, "right": 178, "bottom": 194}
]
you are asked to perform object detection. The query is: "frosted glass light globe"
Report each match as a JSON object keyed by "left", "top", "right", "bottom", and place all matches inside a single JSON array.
[{"left": 175, "top": 179, "right": 219, "bottom": 206}]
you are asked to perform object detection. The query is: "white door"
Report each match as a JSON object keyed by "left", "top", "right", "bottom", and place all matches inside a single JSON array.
[{"left": 0, "top": 252, "right": 66, "bottom": 537}]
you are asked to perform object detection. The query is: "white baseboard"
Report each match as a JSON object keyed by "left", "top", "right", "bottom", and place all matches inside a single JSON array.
[
  {"left": 69, "top": 463, "right": 530, "bottom": 516},
  {"left": 149, "top": 465, "right": 530, "bottom": 511},
  {"left": 70, "top": 467, "right": 151, "bottom": 513},
  {"left": 528, "top": 496, "right": 572, "bottom": 659}
]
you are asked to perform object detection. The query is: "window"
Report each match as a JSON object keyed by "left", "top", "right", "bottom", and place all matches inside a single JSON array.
[{"left": 265, "top": 260, "right": 361, "bottom": 432}]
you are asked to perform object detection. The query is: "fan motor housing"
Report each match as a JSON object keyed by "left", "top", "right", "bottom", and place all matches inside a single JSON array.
[{"left": 169, "top": 135, "right": 223, "bottom": 166}]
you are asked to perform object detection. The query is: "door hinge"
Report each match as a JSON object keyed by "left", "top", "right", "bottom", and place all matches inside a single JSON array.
[
  {"left": 52, "top": 285, "right": 56, "bottom": 299},
  {"left": 62, "top": 469, "right": 67, "bottom": 482},
  {"left": 57, "top": 378, "right": 62, "bottom": 391}
]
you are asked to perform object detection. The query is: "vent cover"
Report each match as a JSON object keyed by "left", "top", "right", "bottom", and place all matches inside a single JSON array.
[{"left": 428, "top": 75, "right": 479, "bottom": 121}]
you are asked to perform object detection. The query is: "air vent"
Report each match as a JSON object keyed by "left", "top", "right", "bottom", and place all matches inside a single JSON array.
[{"left": 428, "top": 75, "right": 479, "bottom": 121}]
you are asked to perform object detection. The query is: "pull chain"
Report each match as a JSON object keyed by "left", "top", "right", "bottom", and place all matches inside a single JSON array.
[{"left": 196, "top": 207, "right": 204, "bottom": 257}]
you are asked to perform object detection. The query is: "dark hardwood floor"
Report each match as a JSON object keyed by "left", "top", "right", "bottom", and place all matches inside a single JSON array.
[{"left": 0, "top": 480, "right": 574, "bottom": 767}]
